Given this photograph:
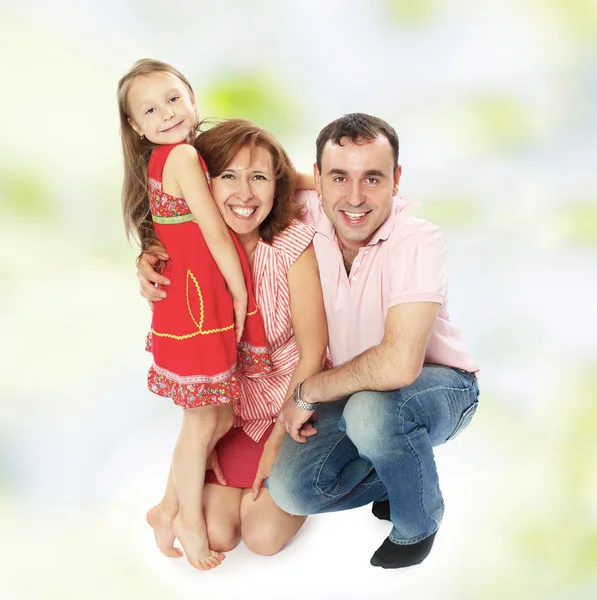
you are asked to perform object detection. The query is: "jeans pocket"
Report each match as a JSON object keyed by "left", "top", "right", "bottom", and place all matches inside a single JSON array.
[{"left": 447, "top": 401, "right": 478, "bottom": 441}]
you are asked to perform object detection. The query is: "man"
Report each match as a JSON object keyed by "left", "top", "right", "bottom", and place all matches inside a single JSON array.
[
  {"left": 269, "top": 113, "right": 479, "bottom": 569},
  {"left": 137, "top": 113, "right": 479, "bottom": 569}
]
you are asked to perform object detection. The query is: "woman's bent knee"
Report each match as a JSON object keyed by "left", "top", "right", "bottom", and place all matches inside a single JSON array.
[
  {"left": 207, "top": 521, "right": 241, "bottom": 552},
  {"left": 242, "top": 528, "right": 285, "bottom": 556}
]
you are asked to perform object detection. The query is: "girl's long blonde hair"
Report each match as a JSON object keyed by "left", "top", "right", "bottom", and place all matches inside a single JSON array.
[{"left": 117, "top": 59, "right": 196, "bottom": 250}]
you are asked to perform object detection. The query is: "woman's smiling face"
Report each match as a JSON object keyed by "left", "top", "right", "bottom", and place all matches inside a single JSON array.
[{"left": 211, "top": 144, "right": 276, "bottom": 239}]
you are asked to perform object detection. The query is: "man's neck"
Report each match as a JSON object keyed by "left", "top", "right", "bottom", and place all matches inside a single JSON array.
[{"left": 337, "top": 235, "right": 364, "bottom": 275}]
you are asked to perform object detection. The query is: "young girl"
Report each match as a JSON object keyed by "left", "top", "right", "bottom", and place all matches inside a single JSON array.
[{"left": 117, "top": 59, "right": 271, "bottom": 570}]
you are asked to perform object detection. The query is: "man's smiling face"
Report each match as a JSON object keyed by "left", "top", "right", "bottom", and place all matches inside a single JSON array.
[{"left": 315, "top": 135, "right": 401, "bottom": 251}]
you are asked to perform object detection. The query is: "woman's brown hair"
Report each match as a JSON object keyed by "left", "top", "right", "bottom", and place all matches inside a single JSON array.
[
  {"left": 195, "top": 119, "right": 303, "bottom": 244},
  {"left": 117, "top": 59, "right": 196, "bottom": 250}
]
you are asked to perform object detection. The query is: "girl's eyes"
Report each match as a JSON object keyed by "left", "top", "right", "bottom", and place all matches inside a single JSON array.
[{"left": 143, "top": 96, "right": 179, "bottom": 114}]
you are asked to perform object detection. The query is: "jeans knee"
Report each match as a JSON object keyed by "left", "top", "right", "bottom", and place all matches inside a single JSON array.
[
  {"left": 267, "top": 472, "right": 306, "bottom": 516},
  {"left": 343, "top": 391, "right": 394, "bottom": 457},
  {"left": 268, "top": 464, "right": 318, "bottom": 516}
]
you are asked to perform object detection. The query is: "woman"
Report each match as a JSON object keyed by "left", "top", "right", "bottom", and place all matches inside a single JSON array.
[{"left": 138, "top": 119, "right": 327, "bottom": 558}]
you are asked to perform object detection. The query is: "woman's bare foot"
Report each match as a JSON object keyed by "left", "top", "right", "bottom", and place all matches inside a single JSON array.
[
  {"left": 172, "top": 514, "right": 225, "bottom": 570},
  {"left": 146, "top": 504, "right": 183, "bottom": 558}
]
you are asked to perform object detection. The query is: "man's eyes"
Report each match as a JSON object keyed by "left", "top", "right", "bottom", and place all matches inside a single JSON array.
[{"left": 366, "top": 177, "right": 379, "bottom": 184}]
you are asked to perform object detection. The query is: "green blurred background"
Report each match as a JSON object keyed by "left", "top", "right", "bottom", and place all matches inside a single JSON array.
[{"left": 1, "top": 0, "right": 596, "bottom": 598}]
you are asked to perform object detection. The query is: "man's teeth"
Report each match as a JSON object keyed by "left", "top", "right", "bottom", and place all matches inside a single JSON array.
[
  {"left": 344, "top": 211, "right": 366, "bottom": 220},
  {"left": 231, "top": 207, "right": 256, "bottom": 217}
]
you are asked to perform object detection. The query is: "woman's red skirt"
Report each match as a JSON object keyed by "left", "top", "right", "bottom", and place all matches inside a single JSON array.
[{"left": 205, "top": 423, "right": 275, "bottom": 489}]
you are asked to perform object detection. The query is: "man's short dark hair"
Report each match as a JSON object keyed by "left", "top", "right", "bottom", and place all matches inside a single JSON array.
[{"left": 316, "top": 113, "right": 399, "bottom": 172}]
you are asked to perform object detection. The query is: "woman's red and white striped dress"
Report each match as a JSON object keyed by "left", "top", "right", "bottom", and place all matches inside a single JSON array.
[{"left": 205, "top": 218, "right": 318, "bottom": 488}]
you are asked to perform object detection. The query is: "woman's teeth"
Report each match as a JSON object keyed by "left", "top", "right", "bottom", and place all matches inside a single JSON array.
[{"left": 231, "top": 207, "right": 256, "bottom": 217}]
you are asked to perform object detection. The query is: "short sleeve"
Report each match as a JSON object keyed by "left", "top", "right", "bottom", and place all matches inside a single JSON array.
[
  {"left": 388, "top": 224, "right": 448, "bottom": 307},
  {"left": 270, "top": 219, "right": 315, "bottom": 268}
]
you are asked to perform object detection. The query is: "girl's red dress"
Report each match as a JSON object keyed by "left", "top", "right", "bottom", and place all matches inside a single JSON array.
[{"left": 145, "top": 143, "right": 271, "bottom": 409}]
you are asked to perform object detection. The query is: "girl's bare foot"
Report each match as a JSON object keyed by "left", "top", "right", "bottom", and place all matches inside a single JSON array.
[
  {"left": 172, "top": 514, "right": 225, "bottom": 570},
  {"left": 146, "top": 504, "right": 183, "bottom": 558}
]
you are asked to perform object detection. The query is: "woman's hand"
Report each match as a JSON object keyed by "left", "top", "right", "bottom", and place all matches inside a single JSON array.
[
  {"left": 137, "top": 245, "right": 170, "bottom": 309},
  {"left": 206, "top": 449, "right": 227, "bottom": 486},
  {"left": 251, "top": 443, "right": 277, "bottom": 500}
]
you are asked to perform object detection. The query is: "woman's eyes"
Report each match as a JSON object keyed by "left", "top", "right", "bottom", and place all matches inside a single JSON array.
[
  {"left": 169, "top": 96, "right": 179, "bottom": 103},
  {"left": 220, "top": 174, "right": 268, "bottom": 180}
]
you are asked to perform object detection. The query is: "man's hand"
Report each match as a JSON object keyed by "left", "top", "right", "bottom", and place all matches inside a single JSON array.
[
  {"left": 280, "top": 393, "right": 318, "bottom": 443},
  {"left": 206, "top": 449, "right": 226, "bottom": 486},
  {"left": 137, "top": 246, "right": 170, "bottom": 309}
]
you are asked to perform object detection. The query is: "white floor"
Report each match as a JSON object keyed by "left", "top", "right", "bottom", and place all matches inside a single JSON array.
[{"left": 2, "top": 387, "right": 500, "bottom": 600}]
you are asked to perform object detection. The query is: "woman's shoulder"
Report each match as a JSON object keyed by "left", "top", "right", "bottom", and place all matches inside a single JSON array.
[{"left": 269, "top": 219, "right": 315, "bottom": 263}]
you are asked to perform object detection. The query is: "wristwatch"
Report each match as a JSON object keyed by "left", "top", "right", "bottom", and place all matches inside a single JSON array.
[{"left": 293, "top": 380, "right": 317, "bottom": 411}]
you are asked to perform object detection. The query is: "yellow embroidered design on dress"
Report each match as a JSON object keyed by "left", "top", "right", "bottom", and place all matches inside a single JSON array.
[{"left": 152, "top": 270, "right": 258, "bottom": 340}]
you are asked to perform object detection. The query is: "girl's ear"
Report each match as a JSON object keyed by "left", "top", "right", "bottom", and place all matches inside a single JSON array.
[{"left": 127, "top": 117, "right": 143, "bottom": 138}]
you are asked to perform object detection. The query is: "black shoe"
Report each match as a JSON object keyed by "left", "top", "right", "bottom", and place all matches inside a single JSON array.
[
  {"left": 371, "top": 500, "right": 391, "bottom": 521},
  {"left": 370, "top": 532, "right": 437, "bottom": 569}
]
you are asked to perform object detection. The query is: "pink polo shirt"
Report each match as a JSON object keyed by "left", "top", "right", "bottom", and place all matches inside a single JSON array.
[{"left": 298, "top": 190, "right": 479, "bottom": 372}]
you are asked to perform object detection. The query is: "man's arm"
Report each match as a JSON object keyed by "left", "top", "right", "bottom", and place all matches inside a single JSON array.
[{"left": 300, "top": 301, "right": 439, "bottom": 405}]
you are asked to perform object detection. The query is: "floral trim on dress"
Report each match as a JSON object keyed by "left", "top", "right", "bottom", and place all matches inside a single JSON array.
[
  {"left": 148, "top": 177, "right": 192, "bottom": 219},
  {"left": 237, "top": 342, "right": 273, "bottom": 376},
  {"left": 148, "top": 364, "right": 241, "bottom": 409},
  {"left": 145, "top": 330, "right": 153, "bottom": 353}
]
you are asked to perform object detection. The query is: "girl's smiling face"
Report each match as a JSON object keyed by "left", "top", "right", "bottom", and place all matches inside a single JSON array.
[{"left": 126, "top": 71, "right": 197, "bottom": 145}]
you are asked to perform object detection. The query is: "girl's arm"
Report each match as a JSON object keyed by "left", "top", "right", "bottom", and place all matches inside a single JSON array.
[
  {"left": 251, "top": 244, "right": 328, "bottom": 498},
  {"left": 166, "top": 144, "right": 248, "bottom": 339},
  {"left": 296, "top": 171, "right": 315, "bottom": 190}
]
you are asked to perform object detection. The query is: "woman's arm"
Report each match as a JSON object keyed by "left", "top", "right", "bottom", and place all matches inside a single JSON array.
[
  {"left": 268, "top": 244, "right": 328, "bottom": 452},
  {"left": 295, "top": 171, "right": 315, "bottom": 190},
  {"left": 252, "top": 243, "right": 328, "bottom": 498},
  {"left": 168, "top": 145, "right": 248, "bottom": 339}
]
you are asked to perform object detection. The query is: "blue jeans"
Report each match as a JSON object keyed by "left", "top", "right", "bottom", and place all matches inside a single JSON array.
[{"left": 266, "top": 365, "right": 479, "bottom": 544}]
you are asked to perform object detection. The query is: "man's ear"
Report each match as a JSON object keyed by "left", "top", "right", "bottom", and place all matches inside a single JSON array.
[
  {"left": 314, "top": 162, "right": 322, "bottom": 195},
  {"left": 393, "top": 164, "right": 402, "bottom": 196},
  {"left": 127, "top": 117, "right": 143, "bottom": 138}
]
